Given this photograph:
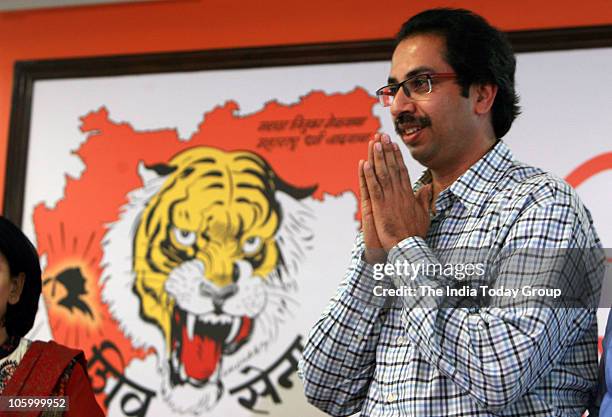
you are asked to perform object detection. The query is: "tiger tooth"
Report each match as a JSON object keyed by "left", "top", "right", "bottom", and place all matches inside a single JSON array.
[
  {"left": 202, "top": 313, "right": 219, "bottom": 324},
  {"left": 186, "top": 313, "right": 196, "bottom": 340},
  {"left": 225, "top": 316, "right": 241, "bottom": 343},
  {"left": 180, "top": 363, "right": 188, "bottom": 381}
]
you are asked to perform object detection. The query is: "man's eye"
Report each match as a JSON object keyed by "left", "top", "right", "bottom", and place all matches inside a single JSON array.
[{"left": 410, "top": 76, "right": 429, "bottom": 89}]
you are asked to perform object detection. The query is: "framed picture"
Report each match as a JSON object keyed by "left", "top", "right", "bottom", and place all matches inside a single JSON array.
[{"left": 3, "top": 25, "right": 612, "bottom": 417}]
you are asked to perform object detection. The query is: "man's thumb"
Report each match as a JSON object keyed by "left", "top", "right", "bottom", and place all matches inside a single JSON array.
[{"left": 416, "top": 184, "right": 432, "bottom": 212}]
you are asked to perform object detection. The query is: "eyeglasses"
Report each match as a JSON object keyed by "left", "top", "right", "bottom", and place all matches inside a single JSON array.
[{"left": 376, "top": 73, "right": 457, "bottom": 106}]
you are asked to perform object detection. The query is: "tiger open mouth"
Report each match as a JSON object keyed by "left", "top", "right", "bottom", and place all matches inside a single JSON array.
[{"left": 169, "top": 305, "right": 253, "bottom": 387}]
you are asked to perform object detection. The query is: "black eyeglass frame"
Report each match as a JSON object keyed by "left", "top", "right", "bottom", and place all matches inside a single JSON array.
[{"left": 375, "top": 72, "right": 457, "bottom": 106}]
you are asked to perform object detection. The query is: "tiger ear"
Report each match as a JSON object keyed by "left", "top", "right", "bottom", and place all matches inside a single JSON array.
[
  {"left": 138, "top": 161, "right": 177, "bottom": 184},
  {"left": 254, "top": 152, "right": 317, "bottom": 200},
  {"left": 273, "top": 174, "right": 317, "bottom": 200}
]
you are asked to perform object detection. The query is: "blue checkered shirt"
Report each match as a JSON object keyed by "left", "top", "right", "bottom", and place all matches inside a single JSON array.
[{"left": 300, "top": 140, "right": 604, "bottom": 416}]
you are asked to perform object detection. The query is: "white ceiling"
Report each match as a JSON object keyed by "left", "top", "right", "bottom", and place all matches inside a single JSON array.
[{"left": 0, "top": 0, "right": 164, "bottom": 11}]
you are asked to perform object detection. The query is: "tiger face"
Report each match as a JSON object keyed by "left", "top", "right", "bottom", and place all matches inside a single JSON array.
[{"left": 101, "top": 146, "right": 315, "bottom": 412}]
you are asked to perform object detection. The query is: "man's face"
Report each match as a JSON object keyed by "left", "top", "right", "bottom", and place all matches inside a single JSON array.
[{"left": 389, "top": 34, "right": 477, "bottom": 169}]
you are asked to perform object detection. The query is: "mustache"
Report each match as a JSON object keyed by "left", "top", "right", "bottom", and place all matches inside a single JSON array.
[{"left": 394, "top": 113, "right": 431, "bottom": 136}]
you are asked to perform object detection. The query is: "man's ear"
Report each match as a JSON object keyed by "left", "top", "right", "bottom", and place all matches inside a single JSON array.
[
  {"left": 8, "top": 273, "right": 25, "bottom": 305},
  {"left": 472, "top": 83, "right": 498, "bottom": 115}
]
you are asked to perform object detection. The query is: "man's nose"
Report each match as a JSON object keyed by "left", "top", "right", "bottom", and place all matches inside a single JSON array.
[{"left": 390, "top": 89, "right": 417, "bottom": 119}]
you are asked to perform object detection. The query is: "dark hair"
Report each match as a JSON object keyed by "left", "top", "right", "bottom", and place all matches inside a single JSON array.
[
  {"left": 397, "top": 8, "right": 520, "bottom": 139},
  {"left": 0, "top": 216, "right": 41, "bottom": 337}
]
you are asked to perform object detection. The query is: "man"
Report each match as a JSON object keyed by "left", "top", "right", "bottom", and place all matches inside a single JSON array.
[{"left": 300, "top": 8, "right": 604, "bottom": 417}]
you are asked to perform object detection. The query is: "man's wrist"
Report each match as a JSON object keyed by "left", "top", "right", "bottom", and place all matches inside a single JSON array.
[
  {"left": 347, "top": 253, "right": 392, "bottom": 308},
  {"left": 363, "top": 247, "right": 387, "bottom": 265}
]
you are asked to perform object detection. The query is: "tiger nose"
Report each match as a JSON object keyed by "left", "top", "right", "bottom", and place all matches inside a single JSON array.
[
  {"left": 212, "top": 284, "right": 238, "bottom": 306},
  {"left": 200, "top": 278, "right": 239, "bottom": 309},
  {"left": 199, "top": 279, "right": 238, "bottom": 300},
  {"left": 203, "top": 262, "right": 241, "bottom": 290}
]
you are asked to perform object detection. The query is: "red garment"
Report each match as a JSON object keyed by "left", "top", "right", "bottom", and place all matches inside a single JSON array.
[{"left": 2, "top": 340, "right": 104, "bottom": 417}]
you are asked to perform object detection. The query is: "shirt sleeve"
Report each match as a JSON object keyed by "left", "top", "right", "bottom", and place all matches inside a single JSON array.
[
  {"left": 386, "top": 201, "right": 604, "bottom": 412},
  {"left": 299, "top": 232, "right": 391, "bottom": 417}
]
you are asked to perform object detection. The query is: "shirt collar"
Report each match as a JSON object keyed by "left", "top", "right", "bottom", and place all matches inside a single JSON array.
[{"left": 414, "top": 140, "right": 514, "bottom": 212}]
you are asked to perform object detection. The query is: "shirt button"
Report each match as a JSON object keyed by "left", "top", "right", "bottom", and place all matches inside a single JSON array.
[
  {"left": 396, "top": 336, "right": 405, "bottom": 345},
  {"left": 355, "top": 334, "right": 364, "bottom": 342},
  {"left": 387, "top": 393, "right": 398, "bottom": 403}
]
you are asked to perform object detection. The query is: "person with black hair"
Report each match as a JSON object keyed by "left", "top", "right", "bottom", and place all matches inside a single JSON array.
[
  {"left": 0, "top": 216, "right": 104, "bottom": 416},
  {"left": 301, "top": 8, "right": 603, "bottom": 417}
]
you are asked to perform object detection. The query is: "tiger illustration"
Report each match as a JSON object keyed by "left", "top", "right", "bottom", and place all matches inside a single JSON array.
[{"left": 100, "top": 146, "right": 316, "bottom": 413}]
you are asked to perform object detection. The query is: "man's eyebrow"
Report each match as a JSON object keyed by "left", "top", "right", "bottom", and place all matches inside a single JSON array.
[{"left": 388, "top": 66, "right": 436, "bottom": 84}]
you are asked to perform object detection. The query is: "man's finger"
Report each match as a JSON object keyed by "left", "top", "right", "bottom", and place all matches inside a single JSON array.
[
  {"left": 381, "top": 135, "right": 400, "bottom": 186},
  {"left": 393, "top": 142, "right": 412, "bottom": 192},
  {"left": 358, "top": 160, "right": 370, "bottom": 201},
  {"left": 363, "top": 160, "right": 383, "bottom": 200},
  {"left": 416, "top": 183, "right": 433, "bottom": 214},
  {"left": 367, "top": 136, "right": 381, "bottom": 177},
  {"left": 373, "top": 141, "right": 390, "bottom": 188}
]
